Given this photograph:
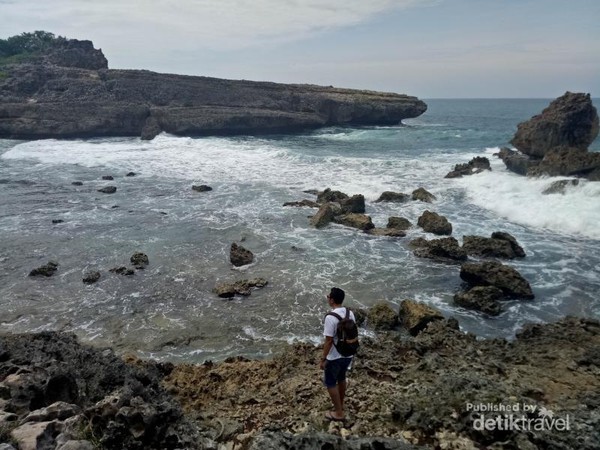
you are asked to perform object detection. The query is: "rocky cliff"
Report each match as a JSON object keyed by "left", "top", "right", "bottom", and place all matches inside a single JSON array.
[{"left": 0, "top": 36, "right": 427, "bottom": 140}]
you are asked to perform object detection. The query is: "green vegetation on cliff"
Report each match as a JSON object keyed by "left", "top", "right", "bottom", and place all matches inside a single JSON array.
[{"left": 0, "top": 30, "right": 66, "bottom": 66}]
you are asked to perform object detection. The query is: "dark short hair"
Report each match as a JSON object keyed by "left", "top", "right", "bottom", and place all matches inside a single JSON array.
[{"left": 329, "top": 287, "right": 345, "bottom": 304}]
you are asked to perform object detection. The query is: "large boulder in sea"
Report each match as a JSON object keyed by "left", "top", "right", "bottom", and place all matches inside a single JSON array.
[
  {"left": 417, "top": 211, "right": 452, "bottom": 235},
  {"left": 375, "top": 191, "right": 411, "bottom": 203},
  {"left": 511, "top": 92, "right": 599, "bottom": 158},
  {"left": 340, "top": 194, "right": 366, "bottom": 214},
  {"left": 387, "top": 217, "right": 412, "bottom": 231},
  {"left": 491, "top": 231, "right": 526, "bottom": 257},
  {"left": 310, "top": 203, "right": 337, "bottom": 228},
  {"left": 333, "top": 213, "right": 375, "bottom": 231},
  {"left": 527, "top": 146, "right": 600, "bottom": 181},
  {"left": 29, "top": 261, "right": 59, "bottom": 277},
  {"left": 459, "top": 261, "right": 534, "bottom": 299},
  {"left": 496, "top": 147, "right": 539, "bottom": 176},
  {"left": 411, "top": 188, "right": 436, "bottom": 203},
  {"left": 316, "top": 188, "right": 348, "bottom": 204}
]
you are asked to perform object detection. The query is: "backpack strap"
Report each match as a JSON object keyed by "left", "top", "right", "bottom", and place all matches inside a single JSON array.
[{"left": 326, "top": 312, "right": 343, "bottom": 322}]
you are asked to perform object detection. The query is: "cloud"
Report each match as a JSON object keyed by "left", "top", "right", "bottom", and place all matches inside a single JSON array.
[{"left": 1, "top": 0, "right": 430, "bottom": 50}]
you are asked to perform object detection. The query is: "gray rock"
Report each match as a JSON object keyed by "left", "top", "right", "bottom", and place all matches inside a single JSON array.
[
  {"left": 542, "top": 179, "right": 580, "bottom": 195},
  {"left": 56, "top": 441, "right": 96, "bottom": 450},
  {"left": 230, "top": 243, "right": 254, "bottom": 266},
  {"left": 71, "top": 181, "right": 83, "bottom": 186},
  {"left": 29, "top": 261, "right": 59, "bottom": 277},
  {"left": 411, "top": 187, "right": 436, "bottom": 203},
  {"left": 497, "top": 147, "right": 539, "bottom": 176},
  {"left": 340, "top": 194, "right": 365, "bottom": 214},
  {"left": 214, "top": 278, "right": 268, "bottom": 298},
  {"left": 445, "top": 156, "right": 491, "bottom": 178},
  {"left": 310, "top": 203, "right": 336, "bottom": 228},
  {"left": 125, "top": 172, "right": 136, "bottom": 177},
  {"left": 417, "top": 210, "right": 452, "bottom": 235},
  {"left": 317, "top": 188, "right": 349, "bottom": 204},
  {"left": 460, "top": 261, "right": 534, "bottom": 299},
  {"left": 387, "top": 216, "right": 412, "bottom": 230},
  {"left": 191, "top": 184, "right": 212, "bottom": 192},
  {"left": 109, "top": 266, "right": 134, "bottom": 276},
  {"left": 527, "top": 146, "right": 600, "bottom": 180},
  {"left": 97, "top": 186, "right": 117, "bottom": 194},
  {"left": 10, "top": 421, "right": 59, "bottom": 450},
  {"left": 375, "top": 191, "right": 410, "bottom": 203},
  {"left": 368, "top": 302, "right": 398, "bottom": 330},
  {"left": 82, "top": 271, "right": 101, "bottom": 284},
  {"left": 412, "top": 237, "right": 467, "bottom": 263},
  {"left": 454, "top": 286, "right": 505, "bottom": 316},
  {"left": 24, "top": 401, "right": 81, "bottom": 422},
  {"left": 490, "top": 231, "right": 526, "bottom": 258},
  {"left": 283, "top": 199, "right": 320, "bottom": 208},
  {"left": 332, "top": 213, "right": 375, "bottom": 231},
  {"left": 130, "top": 252, "right": 149, "bottom": 269},
  {"left": 101, "top": 175, "right": 114, "bottom": 180},
  {"left": 52, "top": 219, "right": 64, "bottom": 224},
  {"left": 511, "top": 92, "right": 599, "bottom": 158},
  {"left": 366, "top": 228, "right": 406, "bottom": 238},
  {"left": 462, "top": 235, "right": 517, "bottom": 259}
]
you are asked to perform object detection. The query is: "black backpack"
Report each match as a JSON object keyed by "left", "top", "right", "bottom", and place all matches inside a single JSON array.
[{"left": 326, "top": 308, "right": 359, "bottom": 357}]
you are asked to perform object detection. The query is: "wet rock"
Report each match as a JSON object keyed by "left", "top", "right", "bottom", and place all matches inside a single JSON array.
[
  {"left": 52, "top": 219, "right": 64, "bottom": 224},
  {"left": 511, "top": 92, "right": 599, "bottom": 158},
  {"left": 496, "top": 147, "right": 538, "bottom": 176},
  {"left": 460, "top": 261, "right": 534, "bottom": 299},
  {"left": 29, "top": 261, "right": 59, "bottom": 277},
  {"left": 101, "top": 175, "right": 114, "bottom": 180},
  {"left": 375, "top": 191, "right": 410, "bottom": 203},
  {"left": 82, "top": 271, "right": 101, "bottom": 284},
  {"left": 490, "top": 231, "right": 526, "bottom": 258},
  {"left": 527, "top": 146, "right": 600, "bottom": 180},
  {"left": 310, "top": 203, "right": 337, "bottom": 228},
  {"left": 191, "top": 184, "right": 212, "bottom": 192},
  {"left": 230, "top": 243, "right": 254, "bottom": 267},
  {"left": 302, "top": 189, "right": 319, "bottom": 195},
  {"left": 411, "top": 187, "right": 436, "bottom": 203},
  {"left": 71, "top": 181, "right": 83, "bottom": 186},
  {"left": 367, "top": 302, "right": 398, "bottom": 330},
  {"left": 454, "top": 286, "right": 505, "bottom": 316},
  {"left": 130, "top": 252, "right": 149, "bottom": 269},
  {"left": 412, "top": 237, "right": 467, "bottom": 263},
  {"left": 333, "top": 213, "right": 375, "bottom": 231},
  {"left": 97, "top": 186, "right": 117, "bottom": 194},
  {"left": 317, "top": 188, "right": 349, "bottom": 204},
  {"left": 109, "top": 266, "right": 134, "bottom": 276},
  {"left": 214, "top": 278, "right": 268, "bottom": 298},
  {"left": 387, "top": 217, "right": 412, "bottom": 230},
  {"left": 462, "top": 235, "right": 517, "bottom": 259},
  {"left": 445, "top": 157, "right": 491, "bottom": 178},
  {"left": 283, "top": 199, "right": 320, "bottom": 208},
  {"left": 399, "top": 300, "right": 444, "bottom": 336},
  {"left": 366, "top": 228, "right": 406, "bottom": 238},
  {"left": 340, "top": 194, "right": 365, "bottom": 214},
  {"left": 126, "top": 172, "right": 136, "bottom": 177},
  {"left": 542, "top": 179, "right": 580, "bottom": 195},
  {"left": 417, "top": 210, "right": 452, "bottom": 235}
]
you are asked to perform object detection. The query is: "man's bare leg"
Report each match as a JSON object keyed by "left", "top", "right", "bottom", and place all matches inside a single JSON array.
[
  {"left": 338, "top": 380, "right": 347, "bottom": 411},
  {"left": 327, "top": 386, "right": 344, "bottom": 419}
]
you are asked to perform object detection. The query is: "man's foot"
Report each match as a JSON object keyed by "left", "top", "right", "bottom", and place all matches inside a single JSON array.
[{"left": 325, "top": 411, "right": 345, "bottom": 422}]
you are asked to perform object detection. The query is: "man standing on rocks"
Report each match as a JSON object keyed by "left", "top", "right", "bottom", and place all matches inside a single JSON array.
[{"left": 320, "top": 287, "right": 355, "bottom": 421}]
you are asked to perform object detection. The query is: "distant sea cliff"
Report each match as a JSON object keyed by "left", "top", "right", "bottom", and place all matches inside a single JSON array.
[{"left": 0, "top": 32, "right": 427, "bottom": 140}]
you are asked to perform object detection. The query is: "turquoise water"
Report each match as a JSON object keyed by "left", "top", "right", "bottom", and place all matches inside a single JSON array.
[{"left": 1, "top": 98, "right": 599, "bottom": 361}]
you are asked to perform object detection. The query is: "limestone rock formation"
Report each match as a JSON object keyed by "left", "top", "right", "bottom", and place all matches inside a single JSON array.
[
  {"left": 214, "top": 278, "right": 268, "bottom": 298},
  {"left": 0, "top": 36, "right": 427, "bottom": 140},
  {"left": 387, "top": 217, "right": 412, "bottom": 230},
  {"left": 411, "top": 188, "right": 436, "bottom": 203},
  {"left": 367, "top": 302, "right": 398, "bottom": 330},
  {"left": 445, "top": 157, "right": 491, "bottom": 178},
  {"left": 29, "top": 261, "right": 58, "bottom": 277},
  {"left": 230, "top": 243, "right": 254, "bottom": 267},
  {"left": 130, "top": 252, "right": 149, "bottom": 269},
  {"left": 454, "top": 286, "right": 504, "bottom": 316},
  {"left": 375, "top": 191, "right": 411, "bottom": 203},
  {"left": 398, "top": 300, "right": 444, "bottom": 335},
  {"left": 411, "top": 237, "right": 467, "bottom": 263},
  {"left": 332, "top": 213, "right": 375, "bottom": 231},
  {"left": 511, "top": 92, "right": 599, "bottom": 158}
]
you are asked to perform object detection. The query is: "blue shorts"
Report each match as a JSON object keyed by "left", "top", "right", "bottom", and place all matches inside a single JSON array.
[{"left": 323, "top": 357, "right": 352, "bottom": 388}]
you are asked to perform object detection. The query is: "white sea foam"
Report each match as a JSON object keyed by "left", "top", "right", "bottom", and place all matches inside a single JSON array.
[{"left": 456, "top": 149, "right": 600, "bottom": 239}]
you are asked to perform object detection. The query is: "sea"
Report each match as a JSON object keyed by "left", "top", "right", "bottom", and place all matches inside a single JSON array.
[{"left": 1, "top": 98, "right": 599, "bottom": 362}]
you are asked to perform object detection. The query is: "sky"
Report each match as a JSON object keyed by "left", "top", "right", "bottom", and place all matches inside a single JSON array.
[{"left": 1, "top": 0, "right": 599, "bottom": 98}]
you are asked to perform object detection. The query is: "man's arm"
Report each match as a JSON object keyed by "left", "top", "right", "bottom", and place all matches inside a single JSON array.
[{"left": 320, "top": 336, "right": 334, "bottom": 370}]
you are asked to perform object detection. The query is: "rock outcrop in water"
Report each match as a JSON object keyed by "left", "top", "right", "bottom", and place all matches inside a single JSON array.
[
  {"left": 0, "top": 35, "right": 427, "bottom": 140},
  {"left": 500, "top": 92, "right": 600, "bottom": 180}
]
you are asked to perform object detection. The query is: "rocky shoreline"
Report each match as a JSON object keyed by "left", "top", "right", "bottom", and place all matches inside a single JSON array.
[
  {"left": 1, "top": 310, "right": 599, "bottom": 450},
  {"left": 0, "top": 34, "right": 427, "bottom": 141}
]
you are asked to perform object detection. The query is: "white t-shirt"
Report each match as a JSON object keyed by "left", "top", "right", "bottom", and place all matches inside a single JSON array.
[{"left": 323, "top": 306, "right": 355, "bottom": 360}]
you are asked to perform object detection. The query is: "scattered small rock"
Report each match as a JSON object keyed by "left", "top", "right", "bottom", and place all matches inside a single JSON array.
[
  {"left": 309, "top": 203, "right": 337, "bottom": 228},
  {"left": 332, "top": 213, "right": 375, "bottom": 231},
  {"left": 126, "top": 172, "right": 136, "bottom": 177},
  {"left": 542, "top": 179, "right": 580, "bottom": 195},
  {"left": 462, "top": 235, "right": 517, "bottom": 259},
  {"left": 130, "top": 252, "right": 149, "bottom": 269},
  {"left": 192, "top": 185, "right": 212, "bottom": 192},
  {"left": 102, "top": 175, "right": 114, "bottom": 180},
  {"left": 375, "top": 191, "right": 410, "bottom": 203},
  {"left": 109, "top": 266, "right": 134, "bottom": 276},
  {"left": 454, "top": 286, "right": 505, "bottom": 316},
  {"left": 71, "top": 181, "right": 83, "bottom": 186},
  {"left": 97, "top": 186, "right": 117, "bottom": 194},
  {"left": 230, "top": 243, "right": 254, "bottom": 267},
  {"left": 412, "top": 237, "right": 467, "bottom": 263},
  {"left": 82, "top": 271, "right": 101, "bottom": 284},
  {"left": 445, "top": 157, "right": 491, "bottom": 178},
  {"left": 52, "top": 219, "right": 64, "bottom": 224},
  {"left": 366, "top": 228, "right": 406, "bottom": 238},
  {"left": 386, "top": 217, "right": 412, "bottom": 230},
  {"left": 460, "top": 261, "right": 534, "bottom": 299},
  {"left": 214, "top": 278, "right": 268, "bottom": 298},
  {"left": 316, "top": 188, "right": 349, "bottom": 204},
  {"left": 283, "top": 199, "right": 320, "bottom": 208},
  {"left": 29, "top": 261, "right": 59, "bottom": 277}
]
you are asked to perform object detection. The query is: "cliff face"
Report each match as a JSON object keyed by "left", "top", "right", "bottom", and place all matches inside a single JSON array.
[{"left": 0, "top": 38, "right": 427, "bottom": 140}]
